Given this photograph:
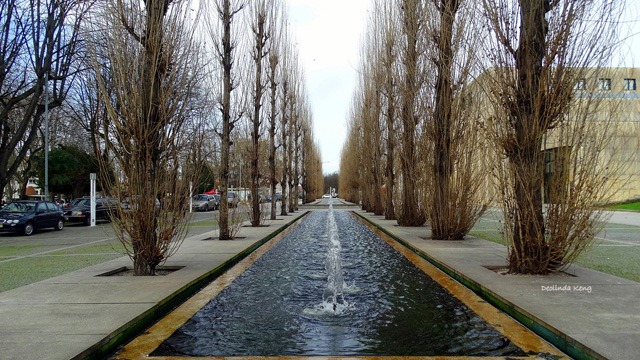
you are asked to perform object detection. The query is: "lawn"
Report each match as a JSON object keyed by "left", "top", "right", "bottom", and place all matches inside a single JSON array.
[
  {"left": 469, "top": 218, "right": 639, "bottom": 283},
  {"left": 0, "top": 253, "right": 123, "bottom": 292},
  {"left": 607, "top": 201, "right": 640, "bottom": 211},
  {"left": 575, "top": 245, "right": 640, "bottom": 282}
]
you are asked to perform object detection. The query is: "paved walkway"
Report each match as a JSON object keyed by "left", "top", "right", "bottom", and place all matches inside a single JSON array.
[{"left": 0, "top": 205, "right": 639, "bottom": 359}]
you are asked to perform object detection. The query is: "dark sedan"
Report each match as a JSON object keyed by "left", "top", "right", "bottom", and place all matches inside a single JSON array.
[
  {"left": 64, "top": 198, "right": 117, "bottom": 225},
  {"left": 0, "top": 200, "right": 64, "bottom": 236}
]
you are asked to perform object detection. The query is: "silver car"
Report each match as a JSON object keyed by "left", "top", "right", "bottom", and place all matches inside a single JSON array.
[{"left": 192, "top": 194, "right": 217, "bottom": 211}]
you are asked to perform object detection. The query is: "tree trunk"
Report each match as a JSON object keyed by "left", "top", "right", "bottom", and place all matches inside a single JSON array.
[
  {"left": 268, "top": 54, "right": 279, "bottom": 220},
  {"left": 280, "top": 82, "right": 289, "bottom": 216},
  {"left": 398, "top": 0, "right": 425, "bottom": 227},
  {"left": 250, "top": 10, "right": 266, "bottom": 227},
  {"left": 431, "top": 0, "right": 460, "bottom": 240},
  {"left": 218, "top": 0, "right": 234, "bottom": 240},
  {"left": 384, "top": 66, "right": 396, "bottom": 220},
  {"left": 507, "top": 0, "right": 550, "bottom": 273}
]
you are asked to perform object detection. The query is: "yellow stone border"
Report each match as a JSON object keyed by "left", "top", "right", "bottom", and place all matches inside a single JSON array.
[{"left": 113, "top": 212, "right": 567, "bottom": 360}]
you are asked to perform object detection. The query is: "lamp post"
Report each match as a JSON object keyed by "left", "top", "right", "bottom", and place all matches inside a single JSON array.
[{"left": 44, "top": 72, "right": 49, "bottom": 199}]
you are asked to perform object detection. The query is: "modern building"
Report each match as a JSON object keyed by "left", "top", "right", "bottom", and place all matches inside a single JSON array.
[{"left": 472, "top": 67, "right": 640, "bottom": 204}]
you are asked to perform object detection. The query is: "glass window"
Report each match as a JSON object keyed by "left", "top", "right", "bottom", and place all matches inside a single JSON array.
[
  {"left": 598, "top": 78, "right": 611, "bottom": 91},
  {"left": 624, "top": 78, "right": 636, "bottom": 91},
  {"left": 574, "top": 78, "right": 586, "bottom": 90}
]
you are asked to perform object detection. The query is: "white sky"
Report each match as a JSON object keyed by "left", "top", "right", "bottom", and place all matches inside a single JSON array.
[
  {"left": 289, "top": 0, "right": 371, "bottom": 175},
  {"left": 287, "top": 0, "right": 640, "bottom": 175}
]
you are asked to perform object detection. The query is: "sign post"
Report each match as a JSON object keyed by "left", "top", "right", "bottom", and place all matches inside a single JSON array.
[{"left": 90, "top": 173, "right": 96, "bottom": 227}]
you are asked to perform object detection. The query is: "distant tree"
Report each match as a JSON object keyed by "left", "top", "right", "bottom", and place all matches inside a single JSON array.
[
  {"left": 301, "top": 129, "right": 323, "bottom": 202},
  {"left": 339, "top": 112, "right": 364, "bottom": 204},
  {"left": 323, "top": 172, "right": 339, "bottom": 195},
  {"left": 32, "top": 145, "right": 99, "bottom": 199},
  {"left": 0, "top": 0, "right": 93, "bottom": 201},
  {"left": 279, "top": 42, "right": 293, "bottom": 216},
  {"left": 193, "top": 159, "right": 217, "bottom": 194}
]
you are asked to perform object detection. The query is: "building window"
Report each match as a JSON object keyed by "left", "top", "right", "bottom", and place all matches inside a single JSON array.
[
  {"left": 624, "top": 78, "right": 636, "bottom": 91},
  {"left": 598, "top": 78, "right": 612, "bottom": 91},
  {"left": 575, "top": 78, "right": 586, "bottom": 90}
]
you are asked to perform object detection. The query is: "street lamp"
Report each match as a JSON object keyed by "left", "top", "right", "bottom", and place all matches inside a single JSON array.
[{"left": 44, "top": 72, "right": 49, "bottom": 199}]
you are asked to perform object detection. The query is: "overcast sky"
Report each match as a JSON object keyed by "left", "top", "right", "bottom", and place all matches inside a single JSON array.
[
  {"left": 289, "top": 0, "right": 370, "bottom": 175},
  {"left": 287, "top": 0, "right": 640, "bottom": 175}
]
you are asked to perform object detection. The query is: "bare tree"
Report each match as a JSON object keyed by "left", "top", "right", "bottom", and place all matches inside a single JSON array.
[
  {"left": 0, "top": 0, "right": 93, "bottom": 201},
  {"left": 302, "top": 133, "right": 323, "bottom": 202},
  {"left": 93, "top": 0, "right": 204, "bottom": 275},
  {"left": 205, "top": 0, "right": 246, "bottom": 239},
  {"left": 426, "top": 0, "right": 486, "bottom": 239},
  {"left": 340, "top": 104, "right": 364, "bottom": 204},
  {"left": 246, "top": 0, "right": 271, "bottom": 226},
  {"left": 266, "top": 4, "right": 286, "bottom": 220},
  {"left": 267, "top": 47, "right": 280, "bottom": 218},
  {"left": 481, "top": 0, "right": 623, "bottom": 273},
  {"left": 379, "top": 0, "right": 399, "bottom": 220},
  {"left": 287, "top": 81, "right": 298, "bottom": 213},
  {"left": 279, "top": 46, "right": 291, "bottom": 216},
  {"left": 397, "top": 0, "right": 427, "bottom": 226}
]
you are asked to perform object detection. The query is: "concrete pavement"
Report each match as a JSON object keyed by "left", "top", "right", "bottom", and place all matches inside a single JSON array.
[{"left": 0, "top": 203, "right": 639, "bottom": 359}]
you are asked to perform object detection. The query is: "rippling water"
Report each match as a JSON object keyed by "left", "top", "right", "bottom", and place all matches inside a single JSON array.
[{"left": 152, "top": 210, "right": 525, "bottom": 357}]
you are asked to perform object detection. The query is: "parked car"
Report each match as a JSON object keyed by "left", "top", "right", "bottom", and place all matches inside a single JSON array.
[
  {"left": 64, "top": 197, "right": 118, "bottom": 225},
  {"left": 322, "top": 194, "right": 331, "bottom": 199},
  {"left": 211, "top": 194, "right": 221, "bottom": 208},
  {"left": 65, "top": 198, "right": 85, "bottom": 209},
  {"left": 0, "top": 200, "right": 64, "bottom": 235},
  {"left": 227, "top": 191, "right": 239, "bottom": 208},
  {"left": 192, "top": 194, "right": 218, "bottom": 211},
  {"left": 120, "top": 196, "right": 160, "bottom": 210}
]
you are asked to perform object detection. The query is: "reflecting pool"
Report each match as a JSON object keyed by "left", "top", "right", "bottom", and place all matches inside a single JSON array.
[{"left": 152, "top": 209, "right": 525, "bottom": 357}]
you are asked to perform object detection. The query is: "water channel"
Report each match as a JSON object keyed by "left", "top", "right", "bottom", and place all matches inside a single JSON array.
[{"left": 151, "top": 206, "right": 526, "bottom": 357}]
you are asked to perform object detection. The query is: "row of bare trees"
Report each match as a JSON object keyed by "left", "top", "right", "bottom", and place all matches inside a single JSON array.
[
  {"left": 93, "top": 0, "right": 322, "bottom": 273},
  {"left": 341, "top": 0, "right": 626, "bottom": 274},
  {"left": 1, "top": 0, "right": 323, "bottom": 275}
]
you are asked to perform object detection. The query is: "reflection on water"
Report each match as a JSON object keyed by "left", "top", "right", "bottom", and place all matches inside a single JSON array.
[{"left": 152, "top": 211, "right": 525, "bottom": 357}]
